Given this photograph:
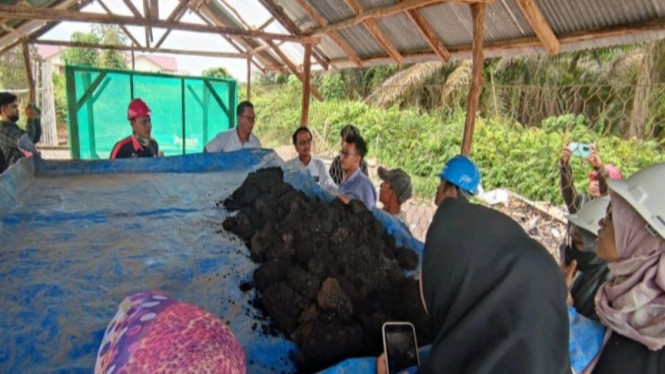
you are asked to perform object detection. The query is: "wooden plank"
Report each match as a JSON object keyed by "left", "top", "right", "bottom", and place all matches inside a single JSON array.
[
  {"left": 461, "top": 3, "right": 485, "bottom": 156},
  {"left": 219, "top": 0, "right": 252, "bottom": 30},
  {"left": 405, "top": 8, "right": 450, "bottom": 62},
  {"left": 294, "top": 0, "right": 363, "bottom": 67},
  {"left": 0, "top": 4, "right": 314, "bottom": 43},
  {"left": 515, "top": 0, "right": 559, "bottom": 55},
  {"left": 311, "top": 0, "right": 495, "bottom": 35},
  {"left": 257, "top": 0, "right": 329, "bottom": 70},
  {"left": 266, "top": 39, "right": 324, "bottom": 101},
  {"left": 75, "top": 72, "right": 108, "bottom": 111},
  {"left": 300, "top": 43, "right": 312, "bottom": 126},
  {"left": 143, "top": 0, "right": 152, "bottom": 47},
  {"left": 21, "top": 40, "right": 35, "bottom": 103},
  {"left": 64, "top": 67, "right": 80, "bottom": 159},
  {"left": 257, "top": 16, "right": 274, "bottom": 31},
  {"left": 363, "top": 18, "right": 403, "bottom": 64},
  {"left": 35, "top": 39, "right": 249, "bottom": 59}
]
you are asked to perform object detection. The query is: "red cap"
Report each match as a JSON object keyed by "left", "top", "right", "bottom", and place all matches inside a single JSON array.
[{"left": 127, "top": 98, "right": 151, "bottom": 120}]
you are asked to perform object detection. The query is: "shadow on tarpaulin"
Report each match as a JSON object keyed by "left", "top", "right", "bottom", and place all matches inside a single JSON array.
[{"left": 0, "top": 149, "right": 424, "bottom": 374}]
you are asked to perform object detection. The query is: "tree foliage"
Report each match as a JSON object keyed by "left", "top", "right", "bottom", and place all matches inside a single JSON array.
[
  {"left": 95, "top": 25, "right": 127, "bottom": 69},
  {"left": 202, "top": 67, "right": 232, "bottom": 79},
  {"left": 62, "top": 31, "right": 100, "bottom": 67}
]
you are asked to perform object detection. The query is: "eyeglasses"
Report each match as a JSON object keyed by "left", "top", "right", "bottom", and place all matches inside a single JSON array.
[
  {"left": 340, "top": 150, "right": 358, "bottom": 158},
  {"left": 241, "top": 115, "right": 256, "bottom": 122}
]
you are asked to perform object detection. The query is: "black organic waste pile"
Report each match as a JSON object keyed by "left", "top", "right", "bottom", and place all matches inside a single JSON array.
[{"left": 222, "top": 167, "right": 432, "bottom": 373}]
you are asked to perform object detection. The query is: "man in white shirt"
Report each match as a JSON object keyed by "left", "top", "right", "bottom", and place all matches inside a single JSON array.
[
  {"left": 285, "top": 127, "right": 338, "bottom": 195},
  {"left": 204, "top": 101, "right": 261, "bottom": 152}
]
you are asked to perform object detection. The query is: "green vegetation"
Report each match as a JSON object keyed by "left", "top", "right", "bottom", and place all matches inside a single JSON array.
[{"left": 253, "top": 84, "right": 663, "bottom": 204}]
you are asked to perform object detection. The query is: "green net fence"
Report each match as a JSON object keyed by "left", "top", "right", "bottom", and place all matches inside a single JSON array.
[{"left": 65, "top": 66, "right": 237, "bottom": 159}]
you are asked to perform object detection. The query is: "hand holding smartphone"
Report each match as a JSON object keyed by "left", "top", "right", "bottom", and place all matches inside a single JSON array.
[
  {"left": 382, "top": 322, "right": 419, "bottom": 374},
  {"left": 567, "top": 142, "right": 592, "bottom": 158}
]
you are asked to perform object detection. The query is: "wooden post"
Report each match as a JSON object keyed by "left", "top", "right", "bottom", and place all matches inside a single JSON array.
[
  {"left": 131, "top": 48, "right": 135, "bottom": 70},
  {"left": 21, "top": 40, "right": 35, "bottom": 103},
  {"left": 246, "top": 57, "right": 251, "bottom": 100},
  {"left": 461, "top": 3, "right": 485, "bottom": 156},
  {"left": 300, "top": 43, "right": 312, "bottom": 127}
]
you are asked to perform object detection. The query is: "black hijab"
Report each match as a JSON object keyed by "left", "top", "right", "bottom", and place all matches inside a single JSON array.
[{"left": 420, "top": 198, "right": 571, "bottom": 374}]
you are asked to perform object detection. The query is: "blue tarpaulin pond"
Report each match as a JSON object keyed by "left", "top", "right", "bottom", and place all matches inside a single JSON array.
[{"left": 0, "top": 149, "right": 423, "bottom": 373}]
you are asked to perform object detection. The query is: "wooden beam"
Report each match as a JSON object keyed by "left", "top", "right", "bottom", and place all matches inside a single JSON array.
[
  {"left": 0, "top": 4, "right": 315, "bottom": 43},
  {"left": 327, "top": 17, "right": 665, "bottom": 65},
  {"left": 310, "top": 0, "right": 495, "bottom": 35},
  {"left": 342, "top": 0, "right": 402, "bottom": 64},
  {"left": 515, "top": 0, "right": 559, "bottom": 55},
  {"left": 219, "top": 0, "right": 252, "bottom": 30},
  {"left": 462, "top": 3, "right": 485, "bottom": 156},
  {"left": 266, "top": 39, "right": 323, "bottom": 101},
  {"left": 34, "top": 39, "right": 249, "bottom": 59},
  {"left": 363, "top": 18, "right": 403, "bottom": 64},
  {"left": 21, "top": 40, "right": 35, "bottom": 103},
  {"left": 188, "top": 7, "right": 268, "bottom": 73},
  {"left": 257, "top": 0, "right": 329, "bottom": 70},
  {"left": 405, "top": 8, "right": 450, "bottom": 62},
  {"left": 121, "top": 0, "right": 143, "bottom": 19},
  {"left": 154, "top": 0, "right": 188, "bottom": 49},
  {"left": 295, "top": 0, "right": 363, "bottom": 67},
  {"left": 301, "top": 43, "right": 312, "bottom": 126},
  {"left": 97, "top": 0, "right": 142, "bottom": 47}
]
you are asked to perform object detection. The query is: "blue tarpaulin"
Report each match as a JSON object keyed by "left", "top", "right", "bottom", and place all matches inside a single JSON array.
[{"left": 0, "top": 150, "right": 423, "bottom": 373}]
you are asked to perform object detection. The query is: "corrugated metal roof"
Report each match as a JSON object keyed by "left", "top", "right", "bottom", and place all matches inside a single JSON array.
[{"left": 1, "top": 0, "right": 665, "bottom": 71}]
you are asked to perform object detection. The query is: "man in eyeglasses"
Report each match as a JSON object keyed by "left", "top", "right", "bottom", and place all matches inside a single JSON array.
[
  {"left": 204, "top": 100, "right": 261, "bottom": 152},
  {"left": 285, "top": 126, "right": 338, "bottom": 194},
  {"left": 337, "top": 134, "right": 376, "bottom": 209}
]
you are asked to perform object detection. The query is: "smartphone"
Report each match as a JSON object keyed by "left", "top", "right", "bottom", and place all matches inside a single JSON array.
[
  {"left": 382, "top": 322, "right": 420, "bottom": 374},
  {"left": 567, "top": 142, "right": 591, "bottom": 158}
]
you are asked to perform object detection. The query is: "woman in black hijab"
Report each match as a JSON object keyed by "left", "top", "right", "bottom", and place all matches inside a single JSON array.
[{"left": 418, "top": 198, "right": 571, "bottom": 374}]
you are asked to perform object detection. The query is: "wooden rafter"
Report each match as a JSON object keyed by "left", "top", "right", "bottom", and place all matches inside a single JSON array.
[
  {"left": 342, "top": 0, "right": 403, "bottom": 64},
  {"left": 257, "top": 0, "right": 329, "bottom": 70},
  {"left": 35, "top": 39, "right": 249, "bottom": 59},
  {"left": 121, "top": 0, "right": 143, "bottom": 19},
  {"left": 188, "top": 6, "right": 268, "bottom": 73},
  {"left": 294, "top": 0, "right": 363, "bottom": 67},
  {"left": 193, "top": 5, "right": 286, "bottom": 73},
  {"left": 0, "top": 4, "right": 315, "bottom": 43},
  {"left": 219, "top": 0, "right": 252, "bottom": 30},
  {"left": 266, "top": 39, "right": 323, "bottom": 101},
  {"left": 515, "top": 0, "right": 559, "bottom": 55},
  {"left": 154, "top": 0, "right": 189, "bottom": 49},
  {"left": 301, "top": 43, "right": 312, "bottom": 125},
  {"left": 405, "top": 8, "right": 450, "bottom": 62},
  {"left": 310, "top": 0, "right": 495, "bottom": 35},
  {"left": 257, "top": 16, "right": 274, "bottom": 31},
  {"left": 363, "top": 18, "right": 403, "bottom": 64},
  {"left": 326, "top": 17, "right": 665, "bottom": 66},
  {"left": 97, "top": 0, "right": 142, "bottom": 48}
]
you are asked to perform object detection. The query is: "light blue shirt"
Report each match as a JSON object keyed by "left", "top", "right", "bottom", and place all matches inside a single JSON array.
[{"left": 339, "top": 168, "right": 377, "bottom": 209}]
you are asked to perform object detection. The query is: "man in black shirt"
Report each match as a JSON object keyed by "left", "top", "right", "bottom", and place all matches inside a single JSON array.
[{"left": 110, "top": 98, "right": 159, "bottom": 159}]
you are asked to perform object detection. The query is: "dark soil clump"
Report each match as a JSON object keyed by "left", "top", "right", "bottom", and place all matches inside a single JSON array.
[{"left": 222, "top": 168, "right": 432, "bottom": 373}]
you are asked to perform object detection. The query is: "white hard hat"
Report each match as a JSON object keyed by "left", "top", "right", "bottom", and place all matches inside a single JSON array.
[
  {"left": 606, "top": 162, "right": 665, "bottom": 239},
  {"left": 568, "top": 195, "right": 610, "bottom": 236}
]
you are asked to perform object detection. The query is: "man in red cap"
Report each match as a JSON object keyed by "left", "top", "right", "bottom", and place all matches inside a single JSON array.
[{"left": 110, "top": 98, "right": 159, "bottom": 159}]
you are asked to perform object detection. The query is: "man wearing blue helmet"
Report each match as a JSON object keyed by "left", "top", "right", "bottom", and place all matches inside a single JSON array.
[{"left": 434, "top": 155, "right": 481, "bottom": 205}]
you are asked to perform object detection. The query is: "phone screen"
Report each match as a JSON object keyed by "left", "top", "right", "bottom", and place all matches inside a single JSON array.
[{"left": 383, "top": 323, "right": 419, "bottom": 374}]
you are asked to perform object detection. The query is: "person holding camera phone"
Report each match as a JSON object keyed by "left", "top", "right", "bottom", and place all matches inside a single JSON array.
[{"left": 560, "top": 143, "right": 622, "bottom": 215}]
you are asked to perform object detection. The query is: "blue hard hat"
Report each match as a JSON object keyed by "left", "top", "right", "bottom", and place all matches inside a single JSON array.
[{"left": 439, "top": 155, "right": 481, "bottom": 195}]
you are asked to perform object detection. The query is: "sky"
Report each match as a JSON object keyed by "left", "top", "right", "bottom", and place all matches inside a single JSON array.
[{"left": 38, "top": 0, "right": 307, "bottom": 82}]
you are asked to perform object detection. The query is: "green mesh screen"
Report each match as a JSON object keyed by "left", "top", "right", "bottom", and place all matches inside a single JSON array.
[{"left": 65, "top": 66, "right": 237, "bottom": 159}]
